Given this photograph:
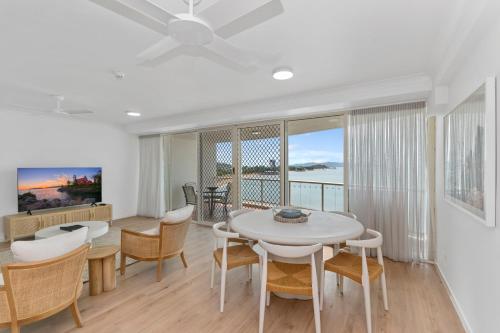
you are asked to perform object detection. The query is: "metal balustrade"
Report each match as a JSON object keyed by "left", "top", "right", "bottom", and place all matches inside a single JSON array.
[{"left": 234, "top": 178, "right": 344, "bottom": 211}]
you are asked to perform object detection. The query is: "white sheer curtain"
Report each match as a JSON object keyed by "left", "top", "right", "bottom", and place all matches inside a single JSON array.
[
  {"left": 348, "top": 102, "right": 432, "bottom": 262},
  {"left": 163, "top": 134, "right": 171, "bottom": 212},
  {"left": 137, "top": 135, "right": 165, "bottom": 218}
]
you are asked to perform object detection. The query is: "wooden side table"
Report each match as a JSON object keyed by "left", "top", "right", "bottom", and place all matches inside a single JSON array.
[{"left": 87, "top": 245, "right": 120, "bottom": 296}]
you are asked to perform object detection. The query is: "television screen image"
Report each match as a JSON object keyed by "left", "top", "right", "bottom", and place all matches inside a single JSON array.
[{"left": 17, "top": 167, "right": 102, "bottom": 212}]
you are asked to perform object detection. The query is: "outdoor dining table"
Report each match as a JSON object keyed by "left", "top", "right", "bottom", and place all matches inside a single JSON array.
[
  {"left": 229, "top": 208, "right": 364, "bottom": 299},
  {"left": 204, "top": 186, "right": 226, "bottom": 216}
]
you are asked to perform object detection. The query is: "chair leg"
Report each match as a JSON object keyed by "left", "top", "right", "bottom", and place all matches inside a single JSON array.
[
  {"left": 70, "top": 301, "right": 83, "bottom": 328},
  {"left": 258, "top": 257, "right": 263, "bottom": 283},
  {"left": 320, "top": 266, "right": 325, "bottom": 310},
  {"left": 380, "top": 271, "right": 389, "bottom": 311},
  {"left": 266, "top": 291, "right": 270, "bottom": 306},
  {"left": 247, "top": 265, "right": 252, "bottom": 281},
  {"left": 120, "top": 253, "right": 126, "bottom": 276},
  {"left": 220, "top": 266, "right": 227, "bottom": 312},
  {"left": 336, "top": 273, "right": 340, "bottom": 286},
  {"left": 210, "top": 258, "right": 216, "bottom": 289},
  {"left": 312, "top": 277, "right": 321, "bottom": 333},
  {"left": 362, "top": 281, "right": 372, "bottom": 333},
  {"left": 156, "top": 259, "right": 163, "bottom": 282},
  {"left": 180, "top": 252, "right": 188, "bottom": 268},
  {"left": 339, "top": 275, "right": 344, "bottom": 295},
  {"left": 259, "top": 285, "right": 267, "bottom": 333},
  {"left": 10, "top": 321, "right": 19, "bottom": 333}
]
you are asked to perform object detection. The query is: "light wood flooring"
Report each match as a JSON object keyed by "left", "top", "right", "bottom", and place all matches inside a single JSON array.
[{"left": 3, "top": 217, "right": 464, "bottom": 333}]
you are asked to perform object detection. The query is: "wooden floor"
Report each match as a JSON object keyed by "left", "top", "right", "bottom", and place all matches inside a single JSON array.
[{"left": 6, "top": 217, "right": 464, "bottom": 333}]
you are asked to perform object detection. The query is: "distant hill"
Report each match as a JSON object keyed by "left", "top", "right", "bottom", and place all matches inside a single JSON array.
[{"left": 291, "top": 162, "right": 343, "bottom": 168}]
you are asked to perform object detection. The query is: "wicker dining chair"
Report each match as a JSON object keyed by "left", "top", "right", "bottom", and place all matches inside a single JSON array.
[
  {"left": 327, "top": 211, "right": 359, "bottom": 285},
  {"left": 0, "top": 244, "right": 90, "bottom": 333},
  {"left": 227, "top": 208, "right": 254, "bottom": 245},
  {"left": 321, "top": 229, "right": 388, "bottom": 333},
  {"left": 258, "top": 240, "right": 323, "bottom": 333},
  {"left": 211, "top": 222, "right": 259, "bottom": 312},
  {"left": 120, "top": 206, "right": 193, "bottom": 282}
]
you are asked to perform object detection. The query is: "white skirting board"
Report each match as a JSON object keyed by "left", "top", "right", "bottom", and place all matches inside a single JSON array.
[{"left": 434, "top": 263, "right": 472, "bottom": 333}]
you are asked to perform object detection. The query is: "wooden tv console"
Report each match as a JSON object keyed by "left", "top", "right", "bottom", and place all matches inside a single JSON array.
[{"left": 4, "top": 204, "right": 112, "bottom": 243}]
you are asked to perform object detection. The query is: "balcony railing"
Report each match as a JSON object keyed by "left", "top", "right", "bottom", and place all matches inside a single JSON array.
[
  {"left": 233, "top": 177, "right": 344, "bottom": 212},
  {"left": 288, "top": 180, "right": 344, "bottom": 212}
]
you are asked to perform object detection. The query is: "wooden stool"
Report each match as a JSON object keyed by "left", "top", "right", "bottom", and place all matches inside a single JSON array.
[{"left": 87, "top": 245, "right": 120, "bottom": 296}]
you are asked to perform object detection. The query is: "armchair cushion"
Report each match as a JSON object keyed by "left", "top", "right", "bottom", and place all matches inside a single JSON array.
[
  {"left": 11, "top": 227, "right": 88, "bottom": 262},
  {"left": 142, "top": 226, "right": 160, "bottom": 236},
  {"left": 142, "top": 205, "right": 194, "bottom": 235},
  {"left": 162, "top": 205, "right": 194, "bottom": 223}
]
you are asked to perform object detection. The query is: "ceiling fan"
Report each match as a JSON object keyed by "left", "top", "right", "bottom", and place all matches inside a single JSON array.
[
  {"left": 6, "top": 95, "right": 93, "bottom": 116},
  {"left": 89, "top": 0, "right": 284, "bottom": 69}
]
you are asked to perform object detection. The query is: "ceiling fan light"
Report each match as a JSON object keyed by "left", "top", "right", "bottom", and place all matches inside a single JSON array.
[
  {"left": 126, "top": 111, "right": 141, "bottom": 117},
  {"left": 273, "top": 68, "right": 294, "bottom": 80}
]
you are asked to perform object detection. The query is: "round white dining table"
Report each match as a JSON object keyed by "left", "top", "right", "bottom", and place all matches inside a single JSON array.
[
  {"left": 229, "top": 209, "right": 364, "bottom": 246},
  {"left": 230, "top": 209, "right": 364, "bottom": 300}
]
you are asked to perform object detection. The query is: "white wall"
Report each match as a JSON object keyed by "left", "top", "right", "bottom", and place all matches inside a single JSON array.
[
  {"left": 169, "top": 133, "right": 197, "bottom": 210},
  {"left": 433, "top": 14, "right": 500, "bottom": 333},
  {"left": 0, "top": 111, "right": 139, "bottom": 241}
]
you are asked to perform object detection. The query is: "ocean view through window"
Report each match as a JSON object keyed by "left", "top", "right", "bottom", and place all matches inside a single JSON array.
[{"left": 288, "top": 116, "right": 345, "bottom": 211}]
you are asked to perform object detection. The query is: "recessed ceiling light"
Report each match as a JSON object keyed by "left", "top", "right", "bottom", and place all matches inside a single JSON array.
[
  {"left": 125, "top": 111, "right": 141, "bottom": 117},
  {"left": 272, "top": 67, "right": 294, "bottom": 80}
]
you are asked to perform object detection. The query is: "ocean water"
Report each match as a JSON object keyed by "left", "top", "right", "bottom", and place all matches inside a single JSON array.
[{"left": 240, "top": 167, "right": 344, "bottom": 211}]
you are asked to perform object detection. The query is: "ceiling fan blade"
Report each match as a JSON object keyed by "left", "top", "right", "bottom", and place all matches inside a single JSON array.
[
  {"left": 205, "top": 35, "right": 274, "bottom": 68},
  {"left": 1, "top": 103, "right": 52, "bottom": 116},
  {"left": 199, "top": 0, "right": 284, "bottom": 38},
  {"left": 58, "top": 109, "right": 94, "bottom": 115},
  {"left": 137, "top": 37, "right": 182, "bottom": 64},
  {"left": 89, "top": 0, "right": 177, "bottom": 35},
  {"left": 205, "top": 36, "right": 257, "bottom": 68}
]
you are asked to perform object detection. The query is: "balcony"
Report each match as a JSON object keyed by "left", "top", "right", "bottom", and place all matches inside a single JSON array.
[{"left": 238, "top": 177, "right": 344, "bottom": 212}]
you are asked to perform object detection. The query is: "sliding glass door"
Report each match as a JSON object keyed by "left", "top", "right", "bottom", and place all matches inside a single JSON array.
[
  {"left": 192, "top": 115, "right": 346, "bottom": 224},
  {"left": 198, "top": 129, "right": 235, "bottom": 223},
  {"left": 237, "top": 124, "right": 283, "bottom": 210},
  {"left": 286, "top": 115, "right": 346, "bottom": 212}
]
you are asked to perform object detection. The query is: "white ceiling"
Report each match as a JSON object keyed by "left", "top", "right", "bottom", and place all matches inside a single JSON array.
[{"left": 0, "top": 0, "right": 459, "bottom": 128}]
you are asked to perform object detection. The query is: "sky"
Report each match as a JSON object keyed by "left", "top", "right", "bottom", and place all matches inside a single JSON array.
[
  {"left": 215, "top": 128, "right": 344, "bottom": 166},
  {"left": 18, "top": 167, "right": 101, "bottom": 190},
  {"left": 288, "top": 128, "right": 344, "bottom": 165}
]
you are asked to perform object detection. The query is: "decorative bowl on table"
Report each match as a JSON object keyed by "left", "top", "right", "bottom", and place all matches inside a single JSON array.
[{"left": 272, "top": 207, "right": 311, "bottom": 224}]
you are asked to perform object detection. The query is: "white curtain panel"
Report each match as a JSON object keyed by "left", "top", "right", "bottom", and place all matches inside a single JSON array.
[
  {"left": 137, "top": 135, "right": 165, "bottom": 218},
  {"left": 162, "top": 134, "right": 171, "bottom": 212},
  {"left": 348, "top": 102, "right": 432, "bottom": 262}
]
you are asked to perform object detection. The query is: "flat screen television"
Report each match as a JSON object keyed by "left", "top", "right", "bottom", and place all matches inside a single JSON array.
[{"left": 17, "top": 167, "right": 102, "bottom": 213}]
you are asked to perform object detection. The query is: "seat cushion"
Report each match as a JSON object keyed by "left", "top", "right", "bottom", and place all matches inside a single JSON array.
[
  {"left": 142, "top": 225, "right": 160, "bottom": 236},
  {"left": 228, "top": 238, "right": 250, "bottom": 245},
  {"left": 161, "top": 205, "right": 194, "bottom": 223},
  {"left": 11, "top": 227, "right": 88, "bottom": 262},
  {"left": 266, "top": 261, "right": 313, "bottom": 296},
  {"left": 213, "top": 244, "right": 259, "bottom": 270},
  {"left": 324, "top": 252, "right": 383, "bottom": 284}
]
